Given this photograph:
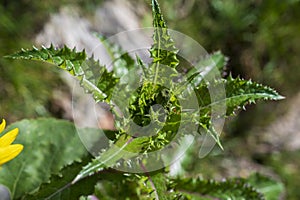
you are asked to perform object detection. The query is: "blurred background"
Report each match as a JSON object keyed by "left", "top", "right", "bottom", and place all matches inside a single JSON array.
[{"left": 0, "top": 0, "right": 299, "bottom": 199}]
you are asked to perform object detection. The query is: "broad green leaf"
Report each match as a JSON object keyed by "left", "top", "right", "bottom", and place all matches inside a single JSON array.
[
  {"left": 0, "top": 118, "right": 88, "bottom": 199},
  {"left": 22, "top": 159, "right": 97, "bottom": 200},
  {"left": 171, "top": 176, "right": 265, "bottom": 200},
  {"left": 23, "top": 160, "right": 140, "bottom": 200}
]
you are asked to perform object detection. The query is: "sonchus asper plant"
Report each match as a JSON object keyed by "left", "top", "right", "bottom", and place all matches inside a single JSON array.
[{"left": 2, "top": 0, "right": 284, "bottom": 199}]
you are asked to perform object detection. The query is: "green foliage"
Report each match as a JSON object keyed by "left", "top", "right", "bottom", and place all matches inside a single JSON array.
[
  {"left": 150, "top": 0, "right": 179, "bottom": 70},
  {"left": 72, "top": 134, "right": 149, "bottom": 183},
  {"left": 95, "top": 33, "right": 136, "bottom": 76},
  {"left": 165, "top": 0, "right": 300, "bottom": 89},
  {"left": 247, "top": 173, "right": 284, "bottom": 200},
  {"left": 23, "top": 160, "right": 97, "bottom": 200},
  {"left": 196, "top": 75, "right": 284, "bottom": 117},
  {"left": 48, "top": 167, "right": 283, "bottom": 200},
  {"left": 6, "top": 45, "right": 86, "bottom": 76},
  {"left": 170, "top": 173, "right": 283, "bottom": 200},
  {"left": 266, "top": 150, "right": 300, "bottom": 200},
  {"left": 0, "top": 1, "right": 98, "bottom": 122},
  {"left": 3, "top": 0, "right": 285, "bottom": 199},
  {"left": 0, "top": 118, "right": 88, "bottom": 199}
]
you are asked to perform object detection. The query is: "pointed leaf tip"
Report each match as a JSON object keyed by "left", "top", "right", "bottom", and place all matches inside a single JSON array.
[{"left": 276, "top": 95, "right": 285, "bottom": 100}]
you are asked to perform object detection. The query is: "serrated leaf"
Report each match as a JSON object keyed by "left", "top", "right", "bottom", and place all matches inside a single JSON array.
[
  {"left": 22, "top": 159, "right": 95, "bottom": 200},
  {"left": 5, "top": 46, "right": 117, "bottom": 104},
  {"left": 224, "top": 75, "right": 284, "bottom": 115},
  {"left": 6, "top": 45, "right": 86, "bottom": 76},
  {"left": 192, "top": 75, "right": 283, "bottom": 147},
  {"left": 73, "top": 134, "right": 149, "bottom": 183},
  {"left": 23, "top": 160, "right": 134, "bottom": 200},
  {"left": 171, "top": 176, "right": 265, "bottom": 200},
  {"left": 0, "top": 118, "right": 88, "bottom": 199},
  {"left": 150, "top": 0, "right": 179, "bottom": 72},
  {"left": 196, "top": 75, "right": 284, "bottom": 117}
]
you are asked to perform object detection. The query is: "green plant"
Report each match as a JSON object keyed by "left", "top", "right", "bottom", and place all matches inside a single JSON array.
[{"left": 1, "top": 0, "right": 284, "bottom": 199}]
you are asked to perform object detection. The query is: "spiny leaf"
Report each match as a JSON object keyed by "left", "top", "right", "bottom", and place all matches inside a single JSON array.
[
  {"left": 150, "top": 0, "right": 179, "bottom": 70},
  {"left": 170, "top": 176, "right": 265, "bottom": 200},
  {"left": 23, "top": 160, "right": 128, "bottom": 200},
  {"left": 191, "top": 75, "right": 283, "bottom": 147},
  {"left": 151, "top": 0, "right": 167, "bottom": 29},
  {"left": 79, "top": 56, "right": 114, "bottom": 102},
  {"left": 91, "top": 171, "right": 172, "bottom": 200},
  {"left": 22, "top": 160, "right": 93, "bottom": 200},
  {"left": 224, "top": 75, "right": 284, "bottom": 115},
  {"left": 196, "top": 75, "right": 284, "bottom": 117},
  {"left": 73, "top": 134, "right": 149, "bottom": 183},
  {"left": 6, "top": 45, "right": 86, "bottom": 76},
  {"left": 6, "top": 45, "right": 118, "bottom": 104}
]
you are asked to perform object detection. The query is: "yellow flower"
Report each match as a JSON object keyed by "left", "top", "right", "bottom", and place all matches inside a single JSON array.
[{"left": 0, "top": 119, "right": 23, "bottom": 166}]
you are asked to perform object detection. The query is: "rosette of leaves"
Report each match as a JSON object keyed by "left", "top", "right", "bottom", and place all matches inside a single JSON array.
[{"left": 4, "top": 0, "right": 284, "bottom": 199}]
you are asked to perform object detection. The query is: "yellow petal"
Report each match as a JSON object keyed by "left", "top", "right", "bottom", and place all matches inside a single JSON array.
[
  {"left": 0, "top": 144, "right": 23, "bottom": 165},
  {"left": 0, "top": 119, "right": 6, "bottom": 133},
  {"left": 0, "top": 128, "right": 19, "bottom": 147}
]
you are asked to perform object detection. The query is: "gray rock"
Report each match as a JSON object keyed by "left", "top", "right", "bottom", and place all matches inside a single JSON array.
[{"left": 0, "top": 185, "right": 11, "bottom": 200}]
